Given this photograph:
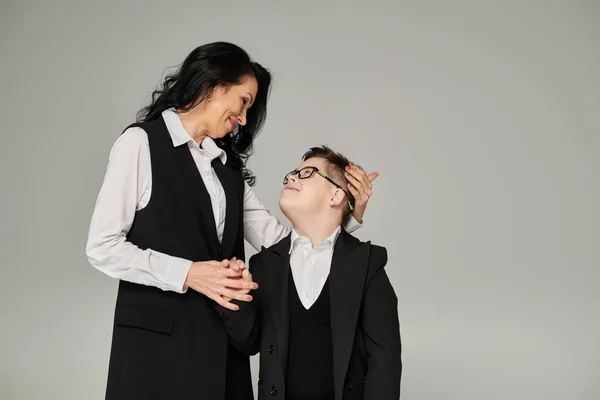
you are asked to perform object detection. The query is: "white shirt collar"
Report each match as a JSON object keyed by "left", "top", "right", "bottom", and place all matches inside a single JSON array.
[
  {"left": 289, "top": 226, "right": 342, "bottom": 254},
  {"left": 161, "top": 108, "right": 227, "bottom": 164}
]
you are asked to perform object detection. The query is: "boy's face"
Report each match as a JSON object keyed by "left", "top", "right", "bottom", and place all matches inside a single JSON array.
[{"left": 279, "top": 157, "right": 342, "bottom": 219}]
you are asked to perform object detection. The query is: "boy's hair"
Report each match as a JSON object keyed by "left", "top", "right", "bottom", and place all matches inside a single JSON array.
[{"left": 302, "top": 145, "right": 356, "bottom": 218}]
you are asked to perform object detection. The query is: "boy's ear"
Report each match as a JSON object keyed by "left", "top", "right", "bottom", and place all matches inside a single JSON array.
[{"left": 329, "top": 188, "right": 345, "bottom": 208}]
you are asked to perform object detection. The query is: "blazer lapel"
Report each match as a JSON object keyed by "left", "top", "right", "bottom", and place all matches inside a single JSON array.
[
  {"left": 329, "top": 230, "right": 371, "bottom": 399},
  {"left": 212, "top": 159, "right": 240, "bottom": 259},
  {"left": 172, "top": 144, "right": 220, "bottom": 257},
  {"left": 262, "top": 236, "right": 292, "bottom": 374}
]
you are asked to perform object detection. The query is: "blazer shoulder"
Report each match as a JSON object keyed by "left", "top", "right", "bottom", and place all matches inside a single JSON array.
[
  {"left": 370, "top": 244, "right": 388, "bottom": 263},
  {"left": 247, "top": 239, "right": 284, "bottom": 270},
  {"left": 368, "top": 244, "right": 389, "bottom": 274}
]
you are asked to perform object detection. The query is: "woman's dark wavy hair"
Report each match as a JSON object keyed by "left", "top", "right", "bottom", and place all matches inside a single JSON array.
[{"left": 137, "top": 42, "right": 272, "bottom": 186}]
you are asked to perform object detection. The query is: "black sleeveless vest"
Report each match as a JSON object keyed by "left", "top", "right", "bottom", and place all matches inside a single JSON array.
[
  {"left": 105, "top": 116, "right": 252, "bottom": 400},
  {"left": 286, "top": 270, "right": 335, "bottom": 400}
]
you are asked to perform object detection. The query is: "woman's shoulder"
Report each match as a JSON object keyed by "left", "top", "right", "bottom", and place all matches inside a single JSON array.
[
  {"left": 108, "top": 126, "right": 149, "bottom": 159},
  {"left": 122, "top": 124, "right": 148, "bottom": 140},
  {"left": 117, "top": 125, "right": 149, "bottom": 145}
]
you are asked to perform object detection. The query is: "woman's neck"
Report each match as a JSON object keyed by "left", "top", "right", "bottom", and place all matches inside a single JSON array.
[{"left": 177, "top": 108, "right": 209, "bottom": 146}]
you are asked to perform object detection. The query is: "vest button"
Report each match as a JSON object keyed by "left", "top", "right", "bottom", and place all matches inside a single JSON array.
[
  {"left": 270, "top": 386, "right": 278, "bottom": 396},
  {"left": 267, "top": 345, "right": 275, "bottom": 353}
]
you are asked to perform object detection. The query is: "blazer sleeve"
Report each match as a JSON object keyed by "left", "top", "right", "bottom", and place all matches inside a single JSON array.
[
  {"left": 213, "top": 253, "right": 263, "bottom": 356},
  {"left": 361, "top": 245, "right": 402, "bottom": 399}
]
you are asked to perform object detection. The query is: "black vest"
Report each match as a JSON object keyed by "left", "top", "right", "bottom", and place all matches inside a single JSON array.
[
  {"left": 286, "top": 270, "right": 335, "bottom": 400},
  {"left": 105, "top": 117, "right": 252, "bottom": 400}
]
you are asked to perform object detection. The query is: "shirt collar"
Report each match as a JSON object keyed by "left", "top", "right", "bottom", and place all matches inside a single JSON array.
[
  {"left": 161, "top": 108, "right": 227, "bottom": 164},
  {"left": 289, "top": 225, "right": 342, "bottom": 254}
]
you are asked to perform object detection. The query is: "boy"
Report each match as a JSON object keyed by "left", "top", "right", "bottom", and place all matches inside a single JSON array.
[{"left": 219, "top": 146, "right": 401, "bottom": 400}]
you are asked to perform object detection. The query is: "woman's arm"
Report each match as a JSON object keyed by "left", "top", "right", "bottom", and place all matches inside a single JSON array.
[
  {"left": 86, "top": 128, "right": 193, "bottom": 293},
  {"left": 86, "top": 128, "right": 257, "bottom": 309}
]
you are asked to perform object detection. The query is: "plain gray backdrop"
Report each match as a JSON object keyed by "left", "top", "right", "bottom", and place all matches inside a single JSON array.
[{"left": 0, "top": 0, "right": 598, "bottom": 399}]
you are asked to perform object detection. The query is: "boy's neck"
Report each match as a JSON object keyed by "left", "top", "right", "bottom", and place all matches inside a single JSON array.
[{"left": 290, "top": 214, "right": 342, "bottom": 248}]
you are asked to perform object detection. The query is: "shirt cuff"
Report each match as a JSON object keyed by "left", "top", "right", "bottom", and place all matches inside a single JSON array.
[
  {"left": 343, "top": 214, "right": 363, "bottom": 233},
  {"left": 163, "top": 257, "right": 193, "bottom": 293}
]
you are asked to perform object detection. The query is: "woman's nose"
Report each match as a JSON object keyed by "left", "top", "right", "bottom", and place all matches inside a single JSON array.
[{"left": 237, "top": 110, "right": 247, "bottom": 126}]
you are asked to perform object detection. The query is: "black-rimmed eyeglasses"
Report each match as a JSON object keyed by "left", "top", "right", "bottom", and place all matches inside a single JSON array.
[{"left": 283, "top": 166, "right": 354, "bottom": 211}]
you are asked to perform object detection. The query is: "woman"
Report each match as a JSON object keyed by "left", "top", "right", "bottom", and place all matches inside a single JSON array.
[{"left": 86, "top": 42, "right": 377, "bottom": 399}]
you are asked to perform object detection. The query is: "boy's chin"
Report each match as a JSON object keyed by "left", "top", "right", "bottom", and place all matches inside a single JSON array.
[
  {"left": 279, "top": 199, "right": 290, "bottom": 214},
  {"left": 279, "top": 199, "right": 299, "bottom": 220}
]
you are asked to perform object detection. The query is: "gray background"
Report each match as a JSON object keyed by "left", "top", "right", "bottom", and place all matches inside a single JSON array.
[{"left": 1, "top": 0, "right": 598, "bottom": 399}]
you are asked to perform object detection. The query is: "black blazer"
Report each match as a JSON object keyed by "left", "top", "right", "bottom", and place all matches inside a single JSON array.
[{"left": 220, "top": 229, "right": 402, "bottom": 400}]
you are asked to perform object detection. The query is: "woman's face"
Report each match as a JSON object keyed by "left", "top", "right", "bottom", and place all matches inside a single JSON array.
[{"left": 204, "top": 75, "right": 258, "bottom": 138}]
